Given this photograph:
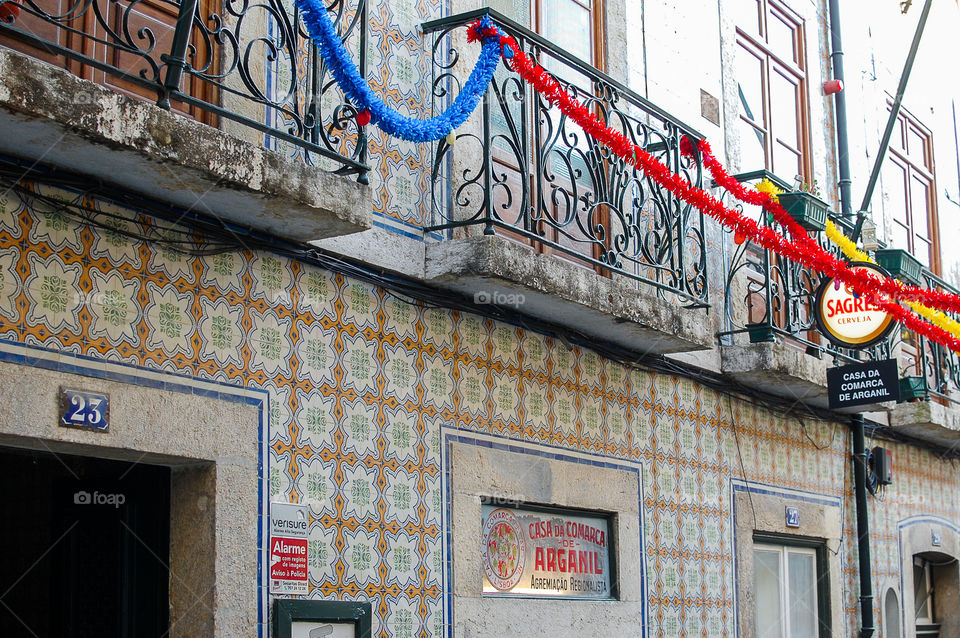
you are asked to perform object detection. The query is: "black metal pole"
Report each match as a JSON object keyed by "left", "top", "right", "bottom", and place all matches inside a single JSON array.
[
  {"left": 851, "top": 414, "right": 875, "bottom": 638},
  {"left": 827, "top": 0, "right": 852, "bottom": 219},
  {"left": 158, "top": 0, "right": 199, "bottom": 110},
  {"left": 856, "top": 0, "right": 933, "bottom": 217}
]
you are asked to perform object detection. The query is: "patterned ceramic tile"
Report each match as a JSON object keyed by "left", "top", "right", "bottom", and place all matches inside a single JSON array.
[{"left": 2, "top": 178, "right": 959, "bottom": 638}]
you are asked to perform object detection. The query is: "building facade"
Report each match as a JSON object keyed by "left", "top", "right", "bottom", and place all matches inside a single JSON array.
[{"left": 0, "top": 0, "right": 958, "bottom": 637}]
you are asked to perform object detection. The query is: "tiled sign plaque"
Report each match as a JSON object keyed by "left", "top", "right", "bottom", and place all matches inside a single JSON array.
[{"left": 481, "top": 504, "right": 614, "bottom": 599}]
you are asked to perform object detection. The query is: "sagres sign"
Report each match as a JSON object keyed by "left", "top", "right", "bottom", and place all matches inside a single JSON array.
[
  {"left": 814, "top": 262, "right": 895, "bottom": 349},
  {"left": 481, "top": 504, "right": 613, "bottom": 599}
]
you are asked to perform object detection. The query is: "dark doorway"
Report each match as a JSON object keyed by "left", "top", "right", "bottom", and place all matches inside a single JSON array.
[{"left": 0, "top": 447, "right": 171, "bottom": 637}]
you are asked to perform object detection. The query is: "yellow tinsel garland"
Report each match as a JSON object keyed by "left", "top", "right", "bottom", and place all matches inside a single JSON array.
[
  {"left": 751, "top": 177, "right": 960, "bottom": 340},
  {"left": 823, "top": 220, "right": 960, "bottom": 340}
]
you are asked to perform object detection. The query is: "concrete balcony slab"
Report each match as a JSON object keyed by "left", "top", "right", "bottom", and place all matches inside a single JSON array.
[
  {"left": 721, "top": 342, "right": 893, "bottom": 413},
  {"left": 890, "top": 401, "right": 960, "bottom": 450},
  {"left": 424, "top": 235, "right": 714, "bottom": 356},
  {"left": 0, "top": 48, "right": 371, "bottom": 243}
]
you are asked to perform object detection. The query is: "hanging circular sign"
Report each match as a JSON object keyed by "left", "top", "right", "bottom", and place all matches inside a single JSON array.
[
  {"left": 481, "top": 508, "right": 526, "bottom": 591},
  {"left": 814, "top": 261, "right": 896, "bottom": 349}
]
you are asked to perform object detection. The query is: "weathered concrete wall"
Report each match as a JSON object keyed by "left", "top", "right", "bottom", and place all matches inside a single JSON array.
[
  {"left": 0, "top": 359, "right": 261, "bottom": 638},
  {"left": 0, "top": 48, "right": 372, "bottom": 243}
]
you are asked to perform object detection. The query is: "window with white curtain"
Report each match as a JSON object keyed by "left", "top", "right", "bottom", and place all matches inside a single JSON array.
[{"left": 754, "top": 544, "right": 819, "bottom": 638}]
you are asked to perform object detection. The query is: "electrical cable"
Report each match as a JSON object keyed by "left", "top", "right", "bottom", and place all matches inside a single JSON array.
[{"left": 2, "top": 156, "right": 959, "bottom": 459}]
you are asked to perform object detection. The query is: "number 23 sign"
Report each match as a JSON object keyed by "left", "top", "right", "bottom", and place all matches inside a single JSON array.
[{"left": 59, "top": 388, "right": 110, "bottom": 432}]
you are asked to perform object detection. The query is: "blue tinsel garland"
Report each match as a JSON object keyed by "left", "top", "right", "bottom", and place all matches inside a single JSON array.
[{"left": 296, "top": 1, "right": 503, "bottom": 142}]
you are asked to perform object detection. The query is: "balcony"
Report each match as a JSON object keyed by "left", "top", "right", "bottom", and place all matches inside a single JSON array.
[
  {"left": 717, "top": 172, "right": 894, "bottom": 411},
  {"left": 421, "top": 10, "right": 713, "bottom": 355},
  {"left": 0, "top": 0, "right": 371, "bottom": 241},
  {"left": 889, "top": 270, "right": 960, "bottom": 447}
]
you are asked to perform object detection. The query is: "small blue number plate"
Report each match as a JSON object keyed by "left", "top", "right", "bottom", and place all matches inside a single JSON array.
[
  {"left": 59, "top": 388, "right": 110, "bottom": 432},
  {"left": 785, "top": 506, "right": 800, "bottom": 528}
]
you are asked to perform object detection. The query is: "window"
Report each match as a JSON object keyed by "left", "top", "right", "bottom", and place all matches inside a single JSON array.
[
  {"left": 754, "top": 544, "right": 819, "bottom": 638},
  {"left": 882, "top": 106, "right": 940, "bottom": 271},
  {"left": 490, "top": 0, "right": 604, "bottom": 63},
  {"left": 733, "top": 0, "right": 810, "bottom": 181},
  {"left": 884, "top": 588, "right": 902, "bottom": 638},
  {"left": 0, "top": 0, "right": 218, "bottom": 123},
  {"left": 487, "top": 0, "right": 607, "bottom": 269},
  {"left": 913, "top": 557, "right": 940, "bottom": 636}
]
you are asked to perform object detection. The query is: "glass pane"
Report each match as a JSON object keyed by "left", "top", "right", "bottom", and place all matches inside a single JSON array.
[
  {"left": 893, "top": 116, "right": 907, "bottom": 152},
  {"left": 883, "top": 160, "right": 909, "bottom": 226},
  {"left": 914, "top": 237, "right": 932, "bottom": 267},
  {"left": 740, "top": 119, "right": 768, "bottom": 170},
  {"left": 542, "top": 0, "right": 592, "bottom": 63},
  {"left": 891, "top": 221, "right": 910, "bottom": 251},
  {"left": 940, "top": 205, "right": 960, "bottom": 288},
  {"left": 884, "top": 589, "right": 901, "bottom": 638},
  {"left": 768, "top": 12, "right": 798, "bottom": 63},
  {"left": 755, "top": 550, "right": 784, "bottom": 638},
  {"left": 770, "top": 69, "right": 799, "bottom": 148},
  {"left": 732, "top": 0, "right": 761, "bottom": 34},
  {"left": 788, "top": 551, "right": 817, "bottom": 638},
  {"left": 914, "top": 562, "right": 931, "bottom": 620},
  {"left": 773, "top": 143, "right": 800, "bottom": 182},
  {"left": 488, "top": 0, "right": 531, "bottom": 26},
  {"left": 908, "top": 125, "right": 929, "bottom": 168},
  {"left": 911, "top": 175, "right": 931, "bottom": 240},
  {"left": 736, "top": 43, "right": 765, "bottom": 125}
]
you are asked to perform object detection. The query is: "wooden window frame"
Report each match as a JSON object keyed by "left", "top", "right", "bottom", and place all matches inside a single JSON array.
[
  {"left": 886, "top": 103, "right": 941, "bottom": 274},
  {"left": 735, "top": 0, "right": 813, "bottom": 183},
  {"left": 753, "top": 541, "right": 826, "bottom": 638},
  {"left": 490, "top": 0, "right": 609, "bottom": 273}
]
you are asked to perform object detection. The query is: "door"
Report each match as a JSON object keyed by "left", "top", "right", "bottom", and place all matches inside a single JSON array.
[{"left": 0, "top": 447, "right": 171, "bottom": 638}]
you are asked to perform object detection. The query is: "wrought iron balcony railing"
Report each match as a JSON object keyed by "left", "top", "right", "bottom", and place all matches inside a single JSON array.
[
  {"left": 899, "top": 270, "right": 960, "bottom": 404},
  {"left": 0, "top": 0, "right": 368, "bottom": 176},
  {"left": 717, "top": 171, "right": 894, "bottom": 364},
  {"left": 422, "top": 9, "right": 709, "bottom": 307}
]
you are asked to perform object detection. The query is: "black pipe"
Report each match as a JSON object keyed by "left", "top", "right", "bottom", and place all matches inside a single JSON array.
[
  {"left": 857, "top": 0, "right": 933, "bottom": 215},
  {"left": 851, "top": 415, "right": 875, "bottom": 638},
  {"left": 827, "top": 0, "right": 853, "bottom": 218}
]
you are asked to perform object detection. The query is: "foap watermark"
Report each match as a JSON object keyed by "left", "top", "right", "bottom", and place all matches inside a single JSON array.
[
  {"left": 474, "top": 290, "right": 525, "bottom": 308},
  {"left": 480, "top": 491, "right": 525, "bottom": 508},
  {"left": 74, "top": 490, "right": 126, "bottom": 508}
]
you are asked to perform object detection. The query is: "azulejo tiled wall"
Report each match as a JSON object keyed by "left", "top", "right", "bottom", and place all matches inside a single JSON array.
[{"left": 1, "top": 185, "right": 959, "bottom": 637}]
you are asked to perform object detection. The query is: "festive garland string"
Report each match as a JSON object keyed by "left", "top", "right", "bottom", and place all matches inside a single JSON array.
[
  {"left": 296, "top": 11, "right": 960, "bottom": 354},
  {"left": 823, "top": 220, "right": 960, "bottom": 341},
  {"left": 487, "top": 28, "right": 960, "bottom": 354},
  {"left": 693, "top": 138, "right": 960, "bottom": 316},
  {"left": 761, "top": 179, "right": 960, "bottom": 342},
  {"left": 295, "top": 4, "right": 503, "bottom": 142}
]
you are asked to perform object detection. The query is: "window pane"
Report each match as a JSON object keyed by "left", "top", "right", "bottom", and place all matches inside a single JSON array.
[
  {"left": 755, "top": 550, "right": 784, "bottom": 638},
  {"left": 773, "top": 142, "right": 800, "bottom": 183},
  {"left": 788, "top": 551, "right": 817, "bottom": 638},
  {"left": 767, "top": 11, "right": 798, "bottom": 64},
  {"left": 488, "top": 0, "right": 531, "bottom": 26},
  {"left": 732, "top": 0, "right": 761, "bottom": 35},
  {"left": 914, "top": 237, "right": 932, "bottom": 267},
  {"left": 911, "top": 175, "right": 931, "bottom": 240},
  {"left": 941, "top": 207, "right": 960, "bottom": 288},
  {"left": 891, "top": 221, "right": 910, "bottom": 252},
  {"left": 542, "top": 0, "right": 592, "bottom": 63},
  {"left": 884, "top": 588, "right": 901, "bottom": 638},
  {"left": 914, "top": 562, "right": 931, "bottom": 620},
  {"left": 740, "top": 119, "right": 767, "bottom": 170},
  {"left": 883, "top": 160, "right": 909, "bottom": 227},
  {"left": 737, "top": 43, "right": 765, "bottom": 126},
  {"left": 907, "top": 125, "right": 929, "bottom": 168},
  {"left": 770, "top": 69, "right": 800, "bottom": 149},
  {"left": 893, "top": 115, "right": 907, "bottom": 152}
]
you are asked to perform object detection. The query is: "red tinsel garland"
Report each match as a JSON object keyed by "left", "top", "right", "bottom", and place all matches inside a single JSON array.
[
  {"left": 492, "top": 29, "right": 960, "bottom": 354},
  {"left": 688, "top": 138, "right": 960, "bottom": 315}
]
